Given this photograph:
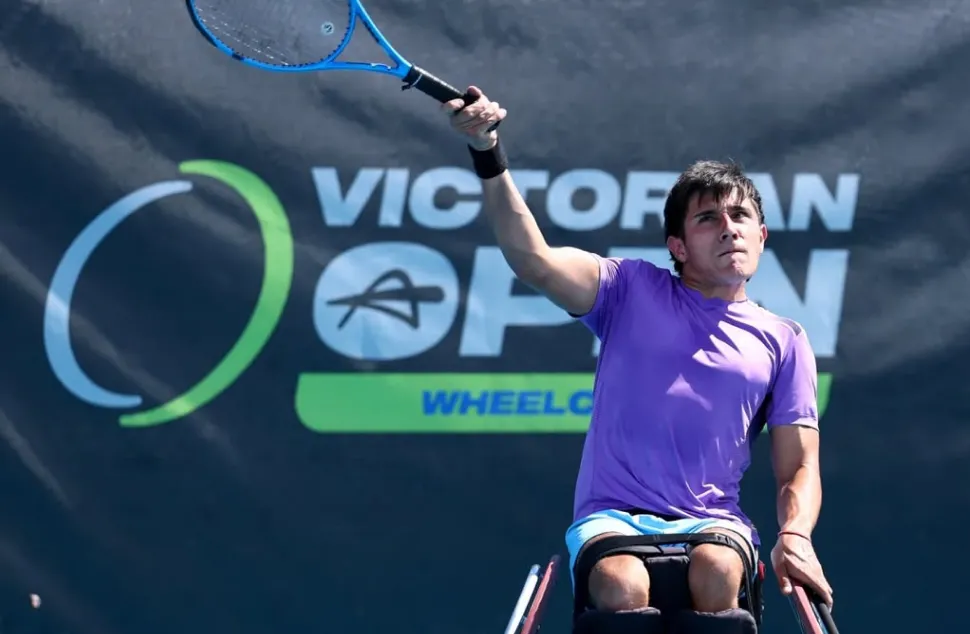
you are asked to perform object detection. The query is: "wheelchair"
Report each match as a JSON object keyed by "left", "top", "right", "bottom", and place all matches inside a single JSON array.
[
  {"left": 571, "top": 531, "right": 762, "bottom": 633},
  {"left": 505, "top": 532, "right": 838, "bottom": 634}
]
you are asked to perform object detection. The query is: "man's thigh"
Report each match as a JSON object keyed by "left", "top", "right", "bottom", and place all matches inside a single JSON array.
[
  {"left": 689, "top": 522, "right": 760, "bottom": 606},
  {"left": 690, "top": 522, "right": 758, "bottom": 574},
  {"left": 565, "top": 510, "right": 649, "bottom": 589}
]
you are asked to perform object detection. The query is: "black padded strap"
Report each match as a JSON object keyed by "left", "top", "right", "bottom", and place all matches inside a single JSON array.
[{"left": 572, "top": 533, "right": 759, "bottom": 626}]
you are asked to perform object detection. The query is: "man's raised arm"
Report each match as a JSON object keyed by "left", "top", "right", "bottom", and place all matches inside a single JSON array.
[{"left": 442, "top": 86, "right": 601, "bottom": 317}]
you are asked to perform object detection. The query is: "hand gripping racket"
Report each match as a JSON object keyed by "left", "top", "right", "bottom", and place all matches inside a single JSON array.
[{"left": 185, "top": 0, "right": 499, "bottom": 128}]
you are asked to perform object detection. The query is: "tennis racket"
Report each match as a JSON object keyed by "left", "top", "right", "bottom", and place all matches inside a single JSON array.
[{"left": 185, "top": 0, "right": 498, "bottom": 126}]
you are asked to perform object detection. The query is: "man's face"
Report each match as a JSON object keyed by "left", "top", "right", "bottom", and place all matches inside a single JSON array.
[{"left": 667, "top": 189, "right": 767, "bottom": 285}]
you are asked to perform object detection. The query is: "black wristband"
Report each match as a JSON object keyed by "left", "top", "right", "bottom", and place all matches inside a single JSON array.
[{"left": 468, "top": 138, "right": 508, "bottom": 180}]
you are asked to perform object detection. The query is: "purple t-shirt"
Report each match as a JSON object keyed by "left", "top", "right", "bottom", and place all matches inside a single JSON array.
[{"left": 573, "top": 256, "right": 820, "bottom": 546}]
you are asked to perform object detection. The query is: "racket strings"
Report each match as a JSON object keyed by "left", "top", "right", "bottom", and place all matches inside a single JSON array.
[
  {"left": 191, "top": 0, "right": 353, "bottom": 67},
  {"left": 195, "top": 9, "right": 293, "bottom": 65}
]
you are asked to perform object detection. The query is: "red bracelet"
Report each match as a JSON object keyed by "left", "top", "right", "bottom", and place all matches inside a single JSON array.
[{"left": 778, "top": 530, "right": 811, "bottom": 541}]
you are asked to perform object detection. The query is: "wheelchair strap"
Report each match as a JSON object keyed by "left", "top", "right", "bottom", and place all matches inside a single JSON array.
[{"left": 572, "top": 533, "right": 760, "bottom": 627}]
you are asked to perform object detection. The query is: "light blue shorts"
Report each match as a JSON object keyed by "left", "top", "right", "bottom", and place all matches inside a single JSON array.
[{"left": 564, "top": 509, "right": 757, "bottom": 590}]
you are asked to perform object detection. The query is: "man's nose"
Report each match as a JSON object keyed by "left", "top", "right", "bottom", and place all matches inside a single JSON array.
[{"left": 719, "top": 214, "right": 740, "bottom": 241}]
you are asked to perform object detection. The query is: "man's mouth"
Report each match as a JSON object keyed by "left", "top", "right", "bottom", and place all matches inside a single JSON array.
[{"left": 719, "top": 248, "right": 746, "bottom": 257}]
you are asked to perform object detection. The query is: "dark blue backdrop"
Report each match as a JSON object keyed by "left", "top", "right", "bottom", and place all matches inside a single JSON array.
[{"left": 2, "top": 1, "right": 967, "bottom": 632}]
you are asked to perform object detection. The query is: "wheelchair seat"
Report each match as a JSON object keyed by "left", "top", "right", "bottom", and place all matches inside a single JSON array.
[{"left": 571, "top": 532, "right": 764, "bottom": 634}]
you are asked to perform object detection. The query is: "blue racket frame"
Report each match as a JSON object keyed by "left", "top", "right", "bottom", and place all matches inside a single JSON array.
[{"left": 185, "top": 0, "right": 484, "bottom": 106}]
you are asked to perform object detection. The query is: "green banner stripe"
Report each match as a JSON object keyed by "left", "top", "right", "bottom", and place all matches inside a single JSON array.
[
  {"left": 297, "top": 373, "right": 594, "bottom": 433},
  {"left": 295, "top": 372, "right": 833, "bottom": 433}
]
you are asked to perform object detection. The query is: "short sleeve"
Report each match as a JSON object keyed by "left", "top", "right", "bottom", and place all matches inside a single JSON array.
[
  {"left": 766, "top": 325, "right": 820, "bottom": 431},
  {"left": 572, "top": 255, "right": 629, "bottom": 342}
]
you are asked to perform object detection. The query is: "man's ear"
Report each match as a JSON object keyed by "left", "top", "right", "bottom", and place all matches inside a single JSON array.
[
  {"left": 759, "top": 224, "right": 768, "bottom": 253},
  {"left": 667, "top": 235, "right": 687, "bottom": 265}
]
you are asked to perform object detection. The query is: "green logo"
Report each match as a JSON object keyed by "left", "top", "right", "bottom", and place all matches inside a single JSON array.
[{"left": 43, "top": 160, "right": 293, "bottom": 427}]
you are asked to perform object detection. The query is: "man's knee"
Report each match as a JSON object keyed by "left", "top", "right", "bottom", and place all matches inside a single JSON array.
[
  {"left": 688, "top": 535, "right": 747, "bottom": 612},
  {"left": 588, "top": 553, "right": 651, "bottom": 612}
]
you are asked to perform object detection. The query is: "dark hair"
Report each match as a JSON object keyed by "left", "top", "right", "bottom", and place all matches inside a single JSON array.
[{"left": 662, "top": 160, "right": 764, "bottom": 275}]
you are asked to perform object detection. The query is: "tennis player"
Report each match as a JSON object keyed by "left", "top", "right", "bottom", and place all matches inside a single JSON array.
[{"left": 442, "top": 87, "right": 834, "bottom": 615}]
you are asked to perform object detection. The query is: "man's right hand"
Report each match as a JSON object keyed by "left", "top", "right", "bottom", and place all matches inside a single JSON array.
[{"left": 441, "top": 86, "right": 507, "bottom": 151}]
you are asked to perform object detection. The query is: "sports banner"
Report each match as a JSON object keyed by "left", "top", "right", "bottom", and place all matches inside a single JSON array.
[
  {"left": 1, "top": 1, "right": 967, "bottom": 633},
  {"left": 41, "top": 159, "right": 846, "bottom": 433}
]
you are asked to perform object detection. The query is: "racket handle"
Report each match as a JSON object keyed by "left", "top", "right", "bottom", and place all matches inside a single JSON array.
[{"left": 402, "top": 66, "right": 502, "bottom": 131}]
